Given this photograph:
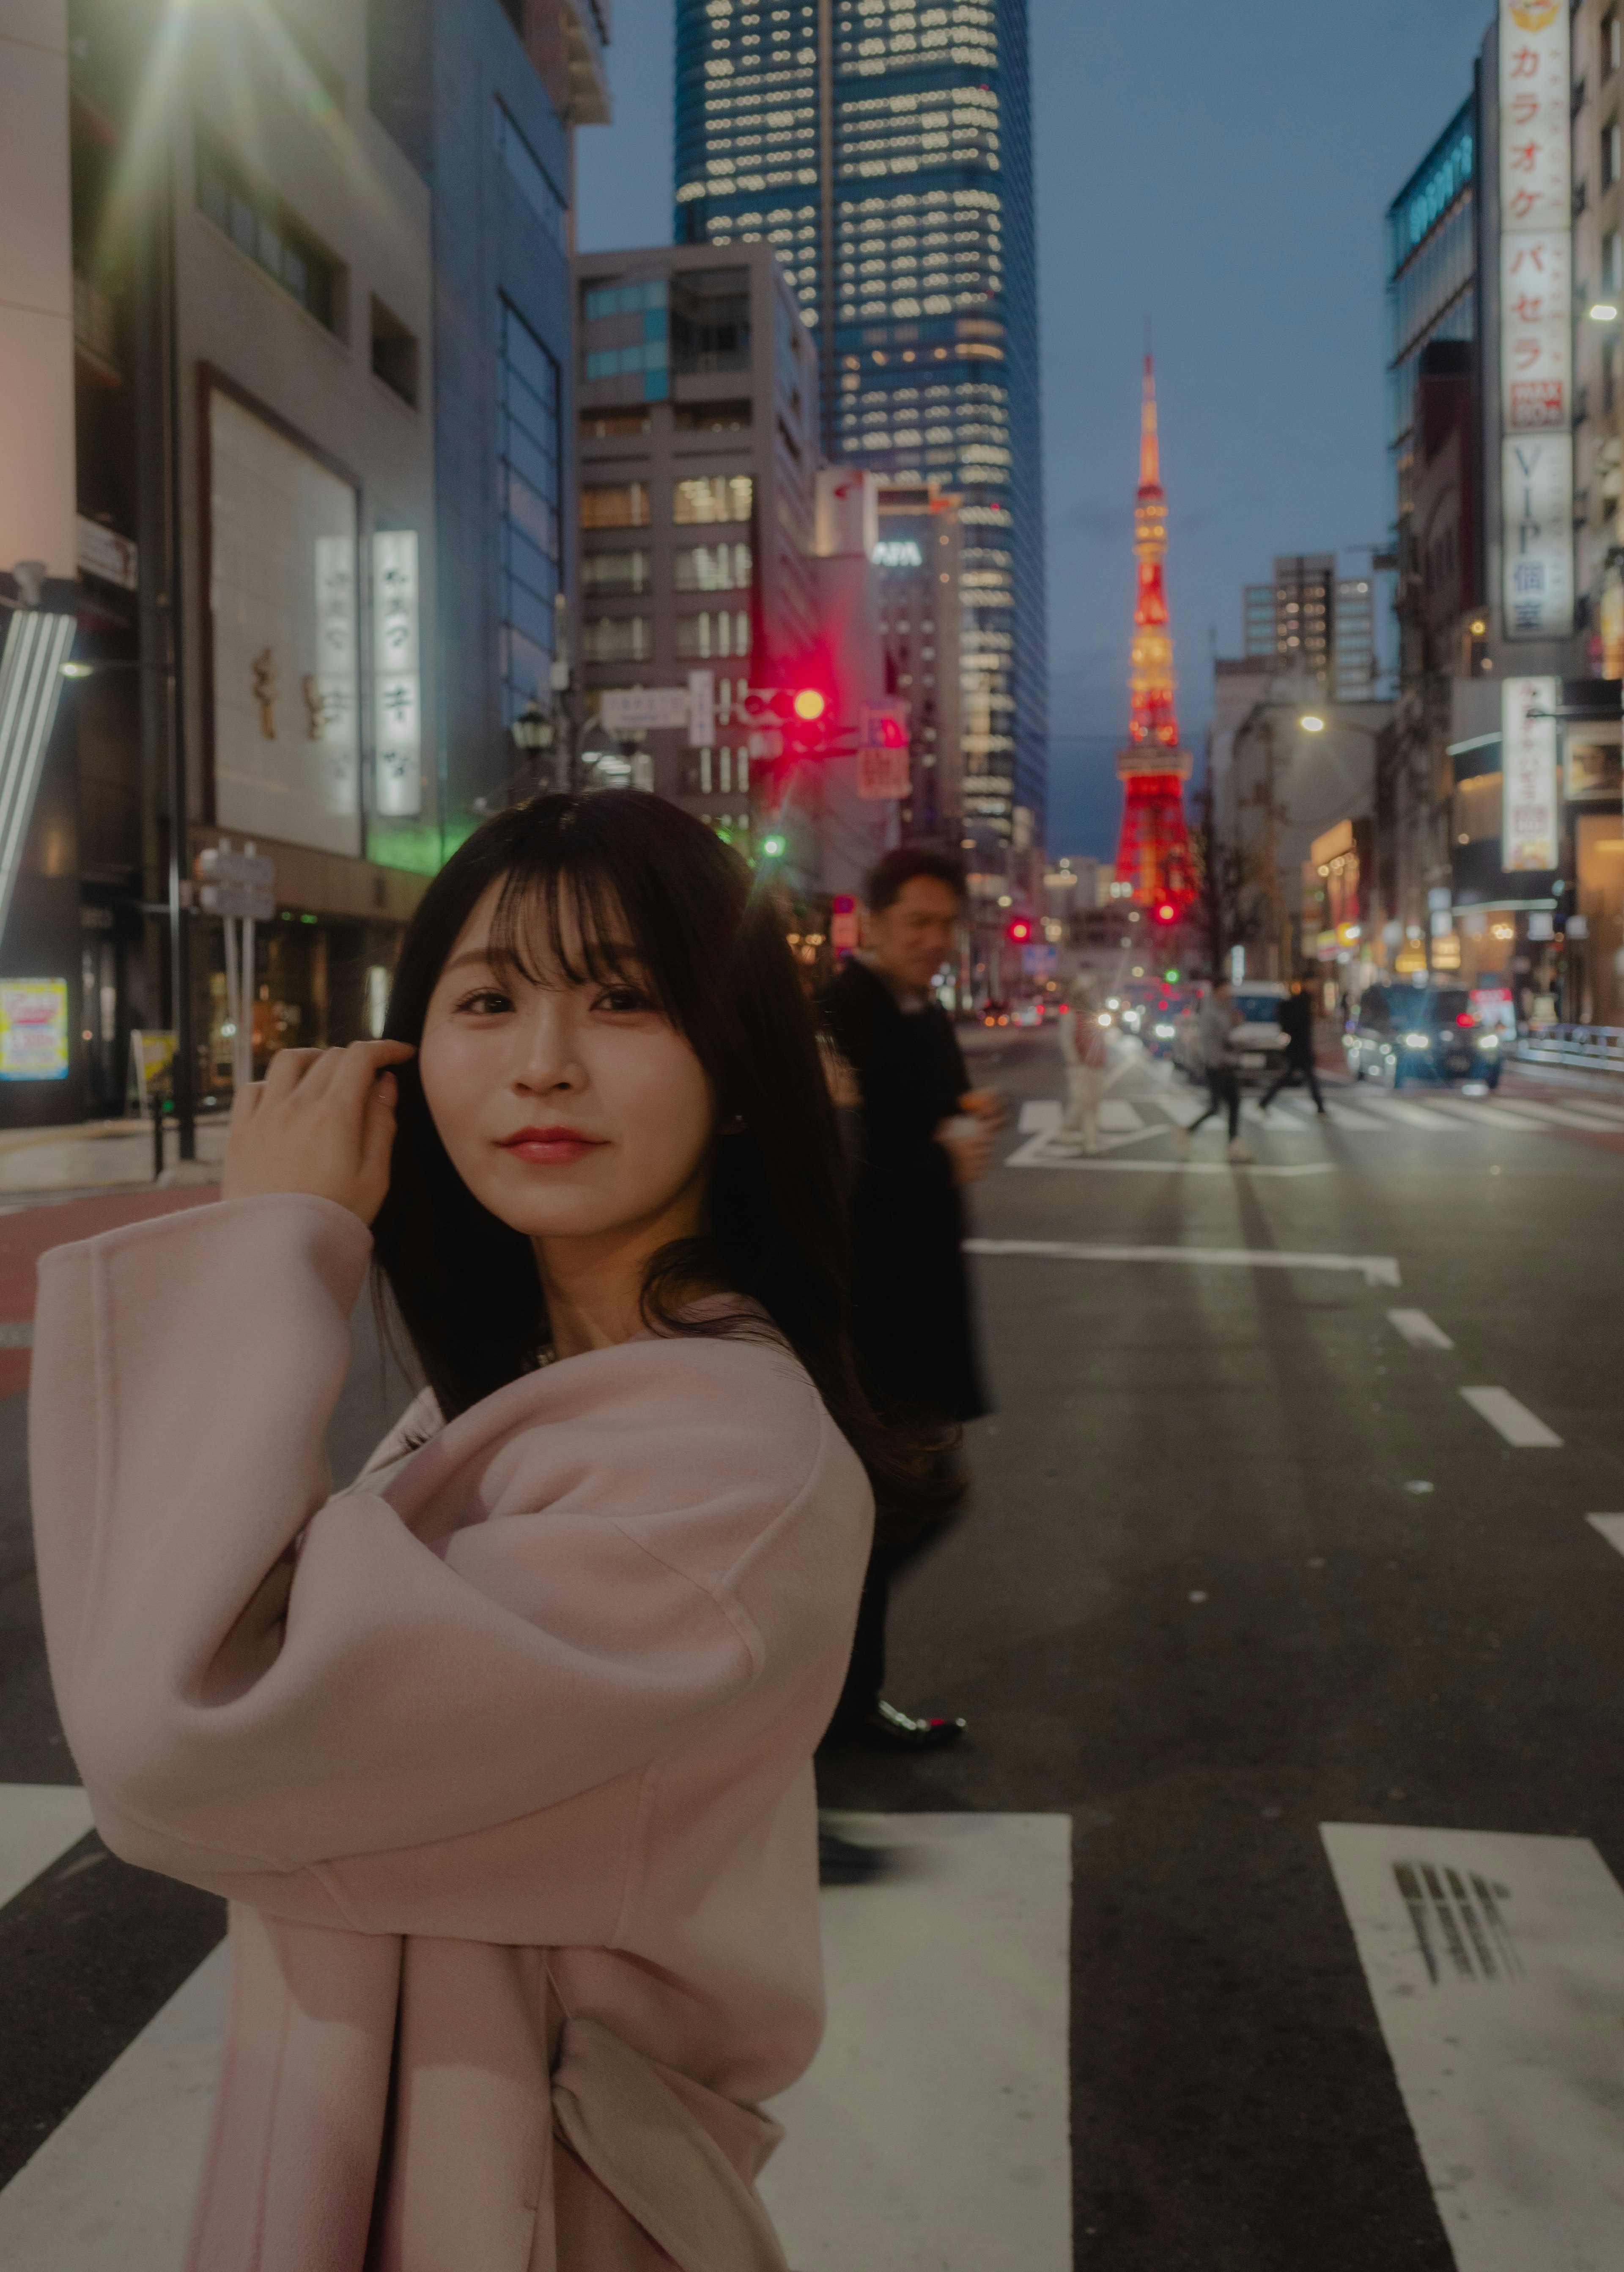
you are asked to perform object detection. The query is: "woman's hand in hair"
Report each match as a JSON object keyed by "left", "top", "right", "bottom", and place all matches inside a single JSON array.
[{"left": 222, "top": 1041, "right": 417, "bottom": 1226}]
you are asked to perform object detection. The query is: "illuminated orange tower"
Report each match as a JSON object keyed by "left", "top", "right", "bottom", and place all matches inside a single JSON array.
[{"left": 1114, "top": 353, "right": 1194, "bottom": 910}]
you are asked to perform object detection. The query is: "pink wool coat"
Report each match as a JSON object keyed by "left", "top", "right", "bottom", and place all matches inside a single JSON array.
[{"left": 28, "top": 1195, "right": 873, "bottom": 2270}]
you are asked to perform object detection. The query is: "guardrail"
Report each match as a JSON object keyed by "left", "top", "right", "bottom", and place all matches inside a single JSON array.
[{"left": 1514, "top": 1023, "right": 1624, "bottom": 1076}]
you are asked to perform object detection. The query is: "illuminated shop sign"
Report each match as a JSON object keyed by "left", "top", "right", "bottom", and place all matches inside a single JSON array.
[
  {"left": 372, "top": 530, "right": 422, "bottom": 818},
  {"left": 0, "top": 980, "right": 69, "bottom": 1080},
  {"left": 1498, "top": 0, "right": 1573, "bottom": 638},
  {"left": 1501, "top": 675, "right": 1559, "bottom": 870},
  {"left": 871, "top": 538, "right": 924, "bottom": 568}
]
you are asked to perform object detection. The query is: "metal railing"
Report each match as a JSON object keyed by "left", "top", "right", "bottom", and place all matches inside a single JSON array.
[{"left": 1514, "top": 1023, "right": 1624, "bottom": 1076}]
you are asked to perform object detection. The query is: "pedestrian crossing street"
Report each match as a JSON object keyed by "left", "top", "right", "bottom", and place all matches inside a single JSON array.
[{"left": 1017, "top": 1072, "right": 1624, "bottom": 1160}]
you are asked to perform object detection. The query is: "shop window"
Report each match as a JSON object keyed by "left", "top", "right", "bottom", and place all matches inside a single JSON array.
[
  {"left": 674, "top": 475, "right": 752, "bottom": 525},
  {"left": 583, "top": 481, "right": 651, "bottom": 528},
  {"left": 370, "top": 297, "right": 418, "bottom": 406},
  {"left": 583, "top": 549, "right": 652, "bottom": 593},
  {"left": 582, "top": 614, "right": 652, "bottom": 662},
  {"left": 675, "top": 610, "right": 750, "bottom": 659},
  {"left": 674, "top": 542, "right": 752, "bottom": 592}
]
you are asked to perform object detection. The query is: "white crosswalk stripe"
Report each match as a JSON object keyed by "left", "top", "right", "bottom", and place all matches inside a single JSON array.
[
  {"left": 0, "top": 1785, "right": 94, "bottom": 1913},
  {"left": 1098, "top": 1099, "right": 1144, "bottom": 1132},
  {"left": 0, "top": 1804, "right": 1074, "bottom": 2272},
  {"left": 1349, "top": 1094, "right": 1459, "bottom": 1132}
]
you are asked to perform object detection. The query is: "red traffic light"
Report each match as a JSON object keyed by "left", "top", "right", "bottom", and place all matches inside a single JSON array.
[
  {"left": 1006, "top": 917, "right": 1033, "bottom": 944},
  {"left": 1154, "top": 901, "right": 1177, "bottom": 924},
  {"left": 792, "top": 688, "right": 826, "bottom": 722}
]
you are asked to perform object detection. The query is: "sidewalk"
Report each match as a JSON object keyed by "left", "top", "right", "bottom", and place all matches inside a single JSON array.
[
  {"left": 0, "top": 1185, "right": 219, "bottom": 1398},
  {"left": 0, "top": 1116, "right": 227, "bottom": 1197}
]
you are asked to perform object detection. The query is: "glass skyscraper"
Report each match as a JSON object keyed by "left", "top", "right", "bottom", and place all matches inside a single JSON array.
[{"left": 673, "top": 0, "right": 1045, "bottom": 854}]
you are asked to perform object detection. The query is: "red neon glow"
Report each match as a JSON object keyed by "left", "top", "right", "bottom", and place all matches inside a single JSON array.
[{"left": 1113, "top": 352, "right": 1194, "bottom": 916}]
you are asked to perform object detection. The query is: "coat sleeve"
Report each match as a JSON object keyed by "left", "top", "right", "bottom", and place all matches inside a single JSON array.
[{"left": 28, "top": 1197, "right": 796, "bottom": 1880}]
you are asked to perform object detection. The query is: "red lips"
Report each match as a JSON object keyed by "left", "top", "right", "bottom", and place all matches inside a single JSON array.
[{"left": 497, "top": 1126, "right": 608, "bottom": 1164}]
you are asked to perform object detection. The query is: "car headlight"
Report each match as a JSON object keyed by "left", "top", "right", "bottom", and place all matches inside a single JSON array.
[
  {"left": 1476, "top": 1031, "right": 1499, "bottom": 1049},
  {"left": 1154, "top": 1023, "right": 1174, "bottom": 1038},
  {"left": 1402, "top": 1032, "right": 1430, "bottom": 1049}
]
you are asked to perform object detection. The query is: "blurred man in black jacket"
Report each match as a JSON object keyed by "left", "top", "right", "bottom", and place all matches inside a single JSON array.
[
  {"left": 820, "top": 848, "right": 998, "bottom": 1750},
  {"left": 1259, "top": 976, "right": 1327, "bottom": 1115}
]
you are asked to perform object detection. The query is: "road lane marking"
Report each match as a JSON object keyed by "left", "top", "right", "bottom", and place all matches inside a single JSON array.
[
  {"left": 0, "top": 1943, "right": 227, "bottom": 2269},
  {"left": 1018, "top": 1100, "right": 1061, "bottom": 1134},
  {"left": 0, "top": 1786, "right": 95, "bottom": 1915},
  {"left": 1419, "top": 1096, "right": 1528, "bottom": 1132},
  {"left": 1322, "top": 1823, "right": 1624, "bottom": 2272},
  {"left": 763, "top": 1814, "right": 1072, "bottom": 2268},
  {"left": 1481, "top": 1097, "right": 1614, "bottom": 1132},
  {"left": 0, "top": 1816, "right": 1073, "bottom": 2272},
  {"left": 1350, "top": 1095, "right": 1459, "bottom": 1132},
  {"left": 1586, "top": 1515, "right": 1624, "bottom": 1558},
  {"left": 966, "top": 1237, "right": 1401, "bottom": 1287},
  {"left": 1458, "top": 1386, "right": 1563, "bottom": 1448},
  {"left": 1001, "top": 1132, "right": 1333, "bottom": 1176},
  {"left": 1387, "top": 1309, "right": 1454, "bottom": 1350}
]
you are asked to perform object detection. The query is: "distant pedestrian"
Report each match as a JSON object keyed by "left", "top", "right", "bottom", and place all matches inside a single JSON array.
[
  {"left": 1259, "top": 977, "right": 1327, "bottom": 1115},
  {"left": 821, "top": 846, "right": 995, "bottom": 1752},
  {"left": 1053, "top": 987, "right": 1108, "bottom": 1153},
  {"left": 1178, "top": 975, "right": 1252, "bottom": 1162}
]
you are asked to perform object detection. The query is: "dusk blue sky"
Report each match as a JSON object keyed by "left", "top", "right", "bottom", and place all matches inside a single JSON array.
[{"left": 577, "top": 0, "right": 1493, "bottom": 860}]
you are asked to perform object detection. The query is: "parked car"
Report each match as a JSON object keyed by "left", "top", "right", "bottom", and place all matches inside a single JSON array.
[
  {"left": 1344, "top": 984, "right": 1502, "bottom": 1089},
  {"left": 1172, "top": 981, "right": 1290, "bottom": 1084}
]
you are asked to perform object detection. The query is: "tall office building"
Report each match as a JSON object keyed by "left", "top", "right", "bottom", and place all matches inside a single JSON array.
[{"left": 671, "top": 0, "right": 1045, "bottom": 860}]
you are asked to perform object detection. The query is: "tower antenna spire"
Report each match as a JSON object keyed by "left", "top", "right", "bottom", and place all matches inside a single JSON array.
[{"left": 1114, "top": 340, "right": 1193, "bottom": 918}]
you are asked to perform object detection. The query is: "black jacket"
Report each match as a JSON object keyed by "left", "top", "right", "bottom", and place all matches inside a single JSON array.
[{"left": 821, "top": 958, "right": 989, "bottom": 1424}]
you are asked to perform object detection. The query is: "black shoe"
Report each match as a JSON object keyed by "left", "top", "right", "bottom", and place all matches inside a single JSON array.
[
  {"left": 861, "top": 1698, "right": 967, "bottom": 1750},
  {"left": 817, "top": 1824, "right": 895, "bottom": 1885}
]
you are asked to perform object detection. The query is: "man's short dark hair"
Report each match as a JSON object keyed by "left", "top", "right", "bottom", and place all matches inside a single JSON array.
[{"left": 866, "top": 846, "right": 967, "bottom": 915}]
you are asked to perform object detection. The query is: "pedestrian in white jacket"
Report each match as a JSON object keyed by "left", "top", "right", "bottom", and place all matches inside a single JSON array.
[{"left": 1053, "top": 991, "right": 1108, "bottom": 1153}]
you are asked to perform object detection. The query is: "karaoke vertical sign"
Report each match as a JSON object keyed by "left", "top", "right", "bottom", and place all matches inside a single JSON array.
[{"left": 1500, "top": 0, "right": 1573, "bottom": 638}]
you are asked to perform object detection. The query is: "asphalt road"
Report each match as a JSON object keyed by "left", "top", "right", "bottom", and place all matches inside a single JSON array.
[{"left": 1, "top": 1041, "right": 1622, "bottom": 2267}]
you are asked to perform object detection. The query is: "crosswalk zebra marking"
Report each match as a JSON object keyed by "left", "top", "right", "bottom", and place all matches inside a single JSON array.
[
  {"left": 0, "top": 1815, "right": 1073, "bottom": 2272},
  {"left": 1585, "top": 1514, "right": 1624, "bottom": 1559},
  {"left": 1322, "top": 1823, "right": 1624, "bottom": 2272},
  {"left": 1387, "top": 1309, "right": 1454, "bottom": 1350},
  {"left": 0, "top": 1786, "right": 94, "bottom": 1915},
  {"left": 1459, "top": 1386, "right": 1564, "bottom": 1449},
  {"left": 966, "top": 1237, "right": 1402, "bottom": 1286},
  {"left": 1097, "top": 1098, "right": 1144, "bottom": 1132},
  {"left": 1351, "top": 1094, "right": 1458, "bottom": 1132}
]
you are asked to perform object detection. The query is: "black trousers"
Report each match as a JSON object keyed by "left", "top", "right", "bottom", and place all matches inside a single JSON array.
[
  {"left": 1262, "top": 1050, "right": 1325, "bottom": 1111},
  {"left": 823, "top": 1465, "right": 966, "bottom": 1740},
  {"left": 1189, "top": 1065, "right": 1240, "bottom": 1140}
]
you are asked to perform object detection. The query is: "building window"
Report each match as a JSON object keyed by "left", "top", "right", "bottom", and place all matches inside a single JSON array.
[
  {"left": 675, "top": 399, "right": 752, "bottom": 432},
  {"left": 1608, "top": 230, "right": 1623, "bottom": 294},
  {"left": 498, "top": 297, "right": 561, "bottom": 725},
  {"left": 675, "top": 542, "right": 752, "bottom": 592},
  {"left": 583, "top": 549, "right": 652, "bottom": 593},
  {"left": 584, "top": 279, "right": 668, "bottom": 321},
  {"left": 671, "top": 268, "right": 752, "bottom": 375},
  {"left": 496, "top": 101, "right": 566, "bottom": 248},
  {"left": 585, "top": 339, "right": 669, "bottom": 385},
  {"left": 582, "top": 481, "right": 651, "bottom": 528},
  {"left": 1607, "top": 10, "right": 1621, "bottom": 79},
  {"left": 1605, "top": 118, "right": 1621, "bottom": 190},
  {"left": 583, "top": 615, "right": 652, "bottom": 663},
  {"left": 581, "top": 407, "right": 651, "bottom": 439},
  {"left": 1606, "top": 338, "right": 1619, "bottom": 415},
  {"left": 675, "top": 610, "right": 750, "bottom": 659},
  {"left": 195, "top": 134, "right": 341, "bottom": 332},
  {"left": 674, "top": 475, "right": 753, "bottom": 525},
  {"left": 370, "top": 296, "right": 418, "bottom": 406}
]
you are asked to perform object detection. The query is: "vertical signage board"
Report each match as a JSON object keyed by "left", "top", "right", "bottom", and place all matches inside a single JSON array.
[
  {"left": 1499, "top": 0, "right": 1573, "bottom": 638},
  {"left": 1501, "top": 675, "right": 1560, "bottom": 870},
  {"left": 372, "top": 530, "right": 422, "bottom": 818}
]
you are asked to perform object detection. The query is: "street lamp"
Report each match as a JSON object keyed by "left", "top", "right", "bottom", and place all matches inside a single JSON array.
[
  {"left": 1588, "top": 301, "right": 1620, "bottom": 322},
  {"left": 1299, "top": 712, "right": 1326, "bottom": 733},
  {"left": 510, "top": 699, "right": 553, "bottom": 753}
]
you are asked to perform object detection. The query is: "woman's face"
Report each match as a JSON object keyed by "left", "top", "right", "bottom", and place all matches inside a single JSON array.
[{"left": 417, "top": 879, "right": 716, "bottom": 1246}]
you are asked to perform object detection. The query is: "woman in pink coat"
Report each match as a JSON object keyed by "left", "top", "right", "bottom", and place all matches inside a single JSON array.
[{"left": 28, "top": 792, "right": 934, "bottom": 2269}]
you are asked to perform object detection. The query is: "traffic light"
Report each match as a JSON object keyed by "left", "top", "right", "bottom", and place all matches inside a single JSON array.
[
  {"left": 1006, "top": 915, "right": 1034, "bottom": 945},
  {"left": 737, "top": 683, "right": 830, "bottom": 756},
  {"left": 1152, "top": 898, "right": 1178, "bottom": 925}
]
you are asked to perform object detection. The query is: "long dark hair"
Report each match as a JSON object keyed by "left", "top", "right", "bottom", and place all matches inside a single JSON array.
[{"left": 371, "top": 791, "right": 948, "bottom": 1520}]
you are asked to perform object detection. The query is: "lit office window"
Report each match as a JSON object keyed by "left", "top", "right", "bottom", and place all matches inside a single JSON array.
[
  {"left": 498, "top": 298, "right": 561, "bottom": 726},
  {"left": 582, "top": 482, "right": 652, "bottom": 528},
  {"left": 675, "top": 610, "right": 751, "bottom": 659},
  {"left": 675, "top": 542, "right": 753, "bottom": 591},
  {"left": 583, "top": 615, "right": 652, "bottom": 663},
  {"left": 674, "top": 476, "right": 754, "bottom": 525}
]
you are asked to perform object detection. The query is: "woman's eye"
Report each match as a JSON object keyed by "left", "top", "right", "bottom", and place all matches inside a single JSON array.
[
  {"left": 595, "top": 986, "right": 655, "bottom": 1016},
  {"left": 455, "top": 988, "right": 513, "bottom": 1016}
]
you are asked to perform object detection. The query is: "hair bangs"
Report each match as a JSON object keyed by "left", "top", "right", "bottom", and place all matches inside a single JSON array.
[{"left": 483, "top": 816, "right": 670, "bottom": 1013}]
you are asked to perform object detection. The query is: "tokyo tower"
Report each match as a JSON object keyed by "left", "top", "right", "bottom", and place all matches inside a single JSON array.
[{"left": 1114, "top": 353, "right": 1194, "bottom": 912}]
